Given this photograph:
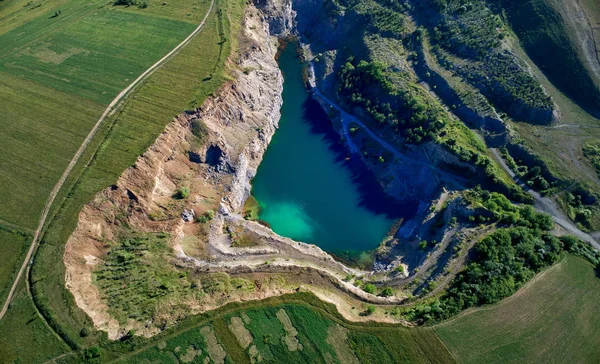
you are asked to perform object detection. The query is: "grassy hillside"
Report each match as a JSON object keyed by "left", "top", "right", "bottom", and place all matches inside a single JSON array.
[
  {"left": 435, "top": 255, "right": 600, "bottom": 363},
  {"left": 499, "top": 0, "right": 600, "bottom": 110}
]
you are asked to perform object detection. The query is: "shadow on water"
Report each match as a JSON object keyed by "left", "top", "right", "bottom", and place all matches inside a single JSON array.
[{"left": 300, "top": 96, "right": 418, "bottom": 220}]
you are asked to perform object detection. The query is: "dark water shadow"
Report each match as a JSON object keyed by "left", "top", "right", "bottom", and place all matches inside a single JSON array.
[{"left": 300, "top": 96, "right": 418, "bottom": 220}]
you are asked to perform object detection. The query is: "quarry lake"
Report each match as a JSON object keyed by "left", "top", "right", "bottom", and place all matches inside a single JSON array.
[{"left": 250, "top": 43, "right": 410, "bottom": 255}]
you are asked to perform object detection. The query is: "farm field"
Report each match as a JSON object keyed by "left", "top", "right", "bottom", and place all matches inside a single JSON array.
[
  {"left": 0, "top": 280, "right": 69, "bottom": 364},
  {"left": 0, "top": 0, "right": 206, "bottom": 231},
  {"left": 435, "top": 255, "right": 600, "bottom": 364},
  {"left": 90, "top": 293, "right": 455, "bottom": 364}
]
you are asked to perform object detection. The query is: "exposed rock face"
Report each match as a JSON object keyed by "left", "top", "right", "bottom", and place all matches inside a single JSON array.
[{"left": 253, "top": 0, "right": 294, "bottom": 37}]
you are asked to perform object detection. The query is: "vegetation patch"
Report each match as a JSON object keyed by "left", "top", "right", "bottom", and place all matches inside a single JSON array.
[
  {"left": 347, "top": 331, "right": 396, "bottom": 364},
  {"left": 95, "top": 231, "right": 193, "bottom": 324},
  {"left": 115, "top": 323, "right": 211, "bottom": 363},
  {"left": 243, "top": 195, "right": 261, "bottom": 221},
  {"left": 228, "top": 316, "right": 253, "bottom": 349},
  {"left": 583, "top": 141, "right": 600, "bottom": 179},
  {"left": 499, "top": 0, "right": 600, "bottom": 109},
  {"left": 417, "top": 0, "right": 553, "bottom": 123},
  {"left": 326, "top": 324, "right": 359, "bottom": 364},
  {"left": 400, "top": 188, "right": 560, "bottom": 322},
  {"left": 335, "top": 42, "right": 527, "bottom": 201}
]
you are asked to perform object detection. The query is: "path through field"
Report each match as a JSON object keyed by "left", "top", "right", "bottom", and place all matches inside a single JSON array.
[{"left": 0, "top": 0, "right": 216, "bottom": 320}]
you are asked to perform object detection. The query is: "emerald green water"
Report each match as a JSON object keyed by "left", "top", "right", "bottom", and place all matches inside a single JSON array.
[{"left": 251, "top": 44, "right": 412, "bottom": 254}]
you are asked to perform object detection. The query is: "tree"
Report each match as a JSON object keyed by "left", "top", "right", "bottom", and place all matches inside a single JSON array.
[{"left": 83, "top": 347, "right": 102, "bottom": 361}]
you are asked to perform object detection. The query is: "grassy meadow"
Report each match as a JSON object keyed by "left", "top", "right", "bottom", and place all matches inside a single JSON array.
[
  {"left": 435, "top": 256, "right": 600, "bottom": 363},
  {"left": 0, "top": 228, "right": 31, "bottom": 305},
  {"left": 0, "top": 280, "right": 69, "bottom": 364}
]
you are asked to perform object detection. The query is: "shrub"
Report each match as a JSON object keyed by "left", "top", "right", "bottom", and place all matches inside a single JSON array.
[
  {"left": 114, "top": 0, "right": 136, "bottom": 5},
  {"left": 363, "top": 283, "right": 377, "bottom": 294},
  {"left": 191, "top": 119, "right": 209, "bottom": 145},
  {"left": 380, "top": 287, "right": 394, "bottom": 297},
  {"left": 196, "top": 210, "right": 214, "bottom": 223},
  {"left": 83, "top": 347, "right": 102, "bottom": 361},
  {"left": 176, "top": 187, "right": 190, "bottom": 199}
]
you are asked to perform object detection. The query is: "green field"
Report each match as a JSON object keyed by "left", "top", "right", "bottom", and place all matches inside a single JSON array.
[
  {"left": 76, "top": 293, "right": 455, "bottom": 363},
  {"left": 435, "top": 255, "right": 600, "bottom": 363},
  {"left": 0, "top": 280, "right": 69, "bottom": 364},
  {"left": 0, "top": 228, "right": 31, "bottom": 305}
]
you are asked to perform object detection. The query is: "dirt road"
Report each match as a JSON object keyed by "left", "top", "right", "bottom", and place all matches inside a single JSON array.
[
  {"left": 0, "top": 0, "right": 215, "bottom": 320},
  {"left": 490, "top": 148, "right": 600, "bottom": 250}
]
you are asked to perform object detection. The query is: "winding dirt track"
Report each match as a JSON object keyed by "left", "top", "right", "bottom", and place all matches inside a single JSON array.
[
  {"left": 0, "top": 0, "right": 215, "bottom": 320},
  {"left": 489, "top": 148, "right": 600, "bottom": 250}
]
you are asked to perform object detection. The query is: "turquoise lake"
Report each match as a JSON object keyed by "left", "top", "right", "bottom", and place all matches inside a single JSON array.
[{"left": 251, "top": 44, "right": 413, "bottom": 254}]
